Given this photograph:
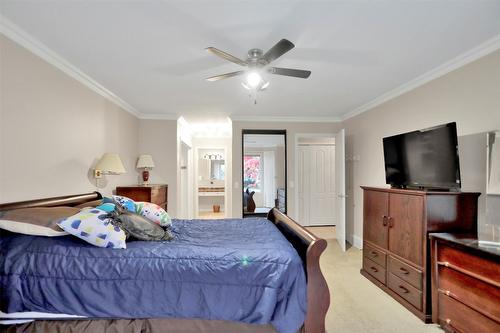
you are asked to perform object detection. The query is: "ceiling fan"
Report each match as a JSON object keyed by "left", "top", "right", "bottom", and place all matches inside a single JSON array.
[{"left": 205, "top": 39, "right": 311, "bottom": 91}]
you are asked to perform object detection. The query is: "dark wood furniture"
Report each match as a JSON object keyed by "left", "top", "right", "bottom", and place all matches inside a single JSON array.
[
  {"left": 116, "top": 184, "right": 168, "bottom": 211},
  {"left": 360, "top": 186, "right": 480, "bottom": 323},
  {"left": 0, "top": 193, "right": 329, "bottom": 333},
  {"left": 430, "top": 233, "right": 500, "bottom": 333}
]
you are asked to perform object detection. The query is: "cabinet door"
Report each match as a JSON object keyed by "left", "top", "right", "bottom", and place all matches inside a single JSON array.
[
  {"left": 388, "top": 193, "right": 424, "bottom": 266},
  {"left": 363, "top": 190, "right": 389, "bottom": 249}
]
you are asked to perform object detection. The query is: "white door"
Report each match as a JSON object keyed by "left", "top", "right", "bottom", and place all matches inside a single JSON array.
[
  {"left": 298, "top": 144, "right": 336, "bottom": 226},
  {"left": 335, "top": 129, "right": 347, "bottom": 252}
]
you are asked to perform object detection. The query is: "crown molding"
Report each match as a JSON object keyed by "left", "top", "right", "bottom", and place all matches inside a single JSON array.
[
  {"left": 138, "top": 113, "right": 179, "bottom": 120},
  {"left": 341, "top": 33, "right": 500, "bottom": 121},
  {"left": 230, "top": 115, "right": 341, "bottom": 123},
  {"left": 0, "top": 14, "right": 140, "bottom": 118}
]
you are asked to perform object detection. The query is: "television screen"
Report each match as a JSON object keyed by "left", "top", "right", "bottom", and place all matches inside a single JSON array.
[{"left": 383, "top": 122, "right": 461, "bottom": 189}]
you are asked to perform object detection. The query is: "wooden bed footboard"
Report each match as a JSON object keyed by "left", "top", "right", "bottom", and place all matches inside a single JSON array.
[
  {"left": 0, "top": 194, "right": 329, "bottom": 333},
  {"left": 267, "top": 208, "right": 330, "bottom": 333}
]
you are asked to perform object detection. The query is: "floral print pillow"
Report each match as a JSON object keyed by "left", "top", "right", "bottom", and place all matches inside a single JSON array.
[{"left": 135, "top": 202, "right": 172, "bottom": 227}]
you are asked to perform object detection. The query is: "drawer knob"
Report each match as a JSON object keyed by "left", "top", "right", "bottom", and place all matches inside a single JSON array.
[
  {"left": 370, "top": 251, "right": 378, "bottom": 257},
  {"left": 382, "top": 215, "right": 388, "bottom": 226},
  {"left": 398, "top": 285, "right": 409, "bottom": 294},
  {"left": 370, "top": 266, "right": 378, "bottom": 273},
  {"left": 399, "top": 267, "right": 410, "bottom": 275}
]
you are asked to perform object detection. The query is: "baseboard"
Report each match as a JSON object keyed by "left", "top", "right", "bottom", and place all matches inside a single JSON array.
[{"left": 349, "top": 234, "right": 363, "bottom": 249}]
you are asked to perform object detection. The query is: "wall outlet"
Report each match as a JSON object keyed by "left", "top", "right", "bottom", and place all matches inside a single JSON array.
[{"left": 94, "top": 169, "right": 102, "bottom": 179}]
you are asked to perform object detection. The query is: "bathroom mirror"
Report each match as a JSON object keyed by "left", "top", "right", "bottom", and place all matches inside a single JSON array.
[{"left": 198, "top": 149, "right": 225, "bottom": 181}]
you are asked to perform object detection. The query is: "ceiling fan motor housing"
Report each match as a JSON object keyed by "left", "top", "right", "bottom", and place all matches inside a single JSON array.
[{"left": 247, "top": 48, "right": 267, "bottom": 67}]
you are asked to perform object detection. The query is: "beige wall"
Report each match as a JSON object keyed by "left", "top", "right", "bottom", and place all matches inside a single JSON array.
[
  {"left": 232, "top": 121, "right": 342, "bottom": 218},
  {"left": 138, "top": 119, "right": 178, "bottom": 217},
  {"left": 0, "top": 34, "right": 140, "bottom": 203},
  {"left": 342, "top": 49, "right": 500, "bottom": 247}
]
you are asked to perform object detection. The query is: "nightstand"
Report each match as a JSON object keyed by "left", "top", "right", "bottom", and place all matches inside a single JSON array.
[{"left": 116, "top": 184, "right": 168, "bottom": 211}]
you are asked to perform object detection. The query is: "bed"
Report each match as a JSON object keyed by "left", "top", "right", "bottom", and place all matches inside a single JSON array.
[{"left": 0, "top": 192, "right": 329, "bottom": 333}]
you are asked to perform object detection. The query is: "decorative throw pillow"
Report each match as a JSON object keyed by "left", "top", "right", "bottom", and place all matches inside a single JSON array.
[
  {"left": 58, "top": 208, "right": 126, "bottom": 249},
  {"left": 96, "top": 203, "right": 116, "bottom": 212},
  {"left": 135, "top": 202, "right": 172, "bottom": 227},
  {"left": 103, "top": 195, "right": 135, "bottom": 212},
  {"left": 0, "top": 207, "right": 80, "bottom": 237}
]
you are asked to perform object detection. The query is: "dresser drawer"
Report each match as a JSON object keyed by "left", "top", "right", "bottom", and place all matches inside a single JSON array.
[
  {"left": 363, "top": 243, "right": 386, "bottom": 268},
  {"left": 388, "top": 273, "right": 422, "bottom": 310},
  {"left": 439, "top": 293, "right": 500, "bottom": 333},
  {"left": 438, "top": 245, "right": 500, "bottom": 283},
  {"left": 388, "top": 256, "right": 422, "bottom": 290},
  {"left": 363, "top": 257, "right": 386, "bottom": 284},
  {"left": 438, "top": 265, "right": 500, "bottom": 322},
  {"left": 151, "top": 187, "right": 167, "bottom": 206}
]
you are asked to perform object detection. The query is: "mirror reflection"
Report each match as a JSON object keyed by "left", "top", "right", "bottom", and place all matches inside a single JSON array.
[{"left": 242, "top": 131, "right": 286, "bottom": 216}]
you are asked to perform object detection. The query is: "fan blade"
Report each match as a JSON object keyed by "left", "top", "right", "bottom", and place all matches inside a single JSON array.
[
  {"left": 205, "top": 70, "right": 245, "bottom": 82},
  {"left": 263, "top": 39, "right": 295, "bottom": 63},
  {"left": 206, "top": 47, "right": 247, "bottom": 66},
  {"left": 268, "top": 67, "right": 311, "bottom": 78}
]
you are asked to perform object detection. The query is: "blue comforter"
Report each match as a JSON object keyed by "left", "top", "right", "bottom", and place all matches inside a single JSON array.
[{"left": 0, "top": 218, "right": 306, "bottom": 333}]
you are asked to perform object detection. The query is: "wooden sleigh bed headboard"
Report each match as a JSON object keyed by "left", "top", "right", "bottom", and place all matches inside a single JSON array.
[{"left": 0, "top": 192, "right": 330, "bottom": 333}]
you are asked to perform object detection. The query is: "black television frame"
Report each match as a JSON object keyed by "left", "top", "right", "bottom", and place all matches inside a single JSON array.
[{"left": 383, "top": 122, "right": 461, "bottom": 191}]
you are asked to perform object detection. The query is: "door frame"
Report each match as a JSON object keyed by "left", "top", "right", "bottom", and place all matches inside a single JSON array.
[
  {"left": 242, "top": 129, "right": 287, "bottom": 217},
  {"left": 294, "top": 132, "right": 336, "bottom": 224},
  {"left": 194, "top": 146, "right": 228, "bottom": 218}
]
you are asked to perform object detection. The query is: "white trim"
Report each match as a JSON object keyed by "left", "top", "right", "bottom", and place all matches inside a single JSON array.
[
  {"left": 231, "top": 115, "right": 341, "bottom": 123},
  {"left": 341, "top": 33, "right": 500, "bottom": 121},
  {"left": 349, "top": 234, "right": 363, "bottom": 249},
  {"left": 0, "top": 15, "right": 140, "bottom": 118}
]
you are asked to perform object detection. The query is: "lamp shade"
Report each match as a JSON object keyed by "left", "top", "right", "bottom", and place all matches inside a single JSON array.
[
  {"left": 137, "top": 154, "right": 155, "bottom": 169},
  {"left": 95, "top": 153, "right": 126, "bottom": 174}
]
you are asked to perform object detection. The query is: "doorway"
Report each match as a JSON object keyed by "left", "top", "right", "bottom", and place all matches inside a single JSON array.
[
  {"left": 195, "top": 147, "right": 227, "bottom": 219},
  {"left": 242, "top": 130, "right": 287, "bottom": 217},
  {"left": 297, "top": 136, "right": 336, "bottom": 226},
  {"left": 295, "top": 130, "right": 346, "bottom": 251}
]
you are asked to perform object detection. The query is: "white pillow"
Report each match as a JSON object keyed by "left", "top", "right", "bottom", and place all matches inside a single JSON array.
[
  {"left": 58, "top": 208, "right": 126, "bottom": 249},
  {"left": 0, "top": 207, "right": 79, "bottom": 237},
  {"left": 0, "top": 220, "right": 68, "bottom": 237}
]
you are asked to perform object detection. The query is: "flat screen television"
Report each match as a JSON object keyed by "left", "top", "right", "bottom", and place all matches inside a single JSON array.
[{"left": 383, "top": 122, "right": 461, "bottom": 190}]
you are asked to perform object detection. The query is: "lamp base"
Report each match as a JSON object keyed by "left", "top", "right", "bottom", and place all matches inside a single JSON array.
[{"left": 142, "top": 169, "right": 150, "bottom": 185}]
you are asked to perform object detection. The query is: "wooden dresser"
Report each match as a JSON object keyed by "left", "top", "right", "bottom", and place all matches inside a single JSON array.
[
  {"left": 360, "top": 187, "right": 479, "bottom": 322},
  {"left": 116, "top": 184, "right": 168, "bottom": 211},
  {"left": 430, "top": 233, "right": 500, "bottom": 333}
]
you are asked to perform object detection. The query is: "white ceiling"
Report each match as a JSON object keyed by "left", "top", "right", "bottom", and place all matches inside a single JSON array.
[{"left": 2, "top": 0, "right": 500, "bottom": 121}]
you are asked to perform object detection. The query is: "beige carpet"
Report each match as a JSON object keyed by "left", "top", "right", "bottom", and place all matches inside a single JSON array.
[{"left": 308, "top": 227, "right": 443, "bottom": 333}]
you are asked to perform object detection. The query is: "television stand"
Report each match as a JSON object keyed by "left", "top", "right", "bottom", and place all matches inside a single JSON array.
[{"left": 360, "top": 186, "right": 480, "bottom": 322}]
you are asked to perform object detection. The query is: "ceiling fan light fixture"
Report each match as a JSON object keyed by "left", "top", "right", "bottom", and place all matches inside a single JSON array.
[
  {"left": 241, "top": 82, "right": 251, "bottom": 90},
  {"left": 246, "top": 72, "right": 262, "bottom": 88}
]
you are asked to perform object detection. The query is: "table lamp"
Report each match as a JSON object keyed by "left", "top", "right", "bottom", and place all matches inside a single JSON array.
[{"left": 137, "top": 154, "right": 155, "bottom": 185}]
